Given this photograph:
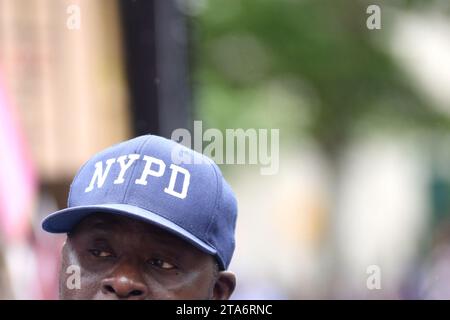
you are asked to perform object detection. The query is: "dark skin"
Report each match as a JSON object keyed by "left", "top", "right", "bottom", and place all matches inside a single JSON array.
[{"left": 59, "top": 213, "right": 236, "bottom": 300}]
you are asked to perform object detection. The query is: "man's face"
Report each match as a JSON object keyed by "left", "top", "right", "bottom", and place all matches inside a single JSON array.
[{"left": 59, "top": 213, "right": 235, "bottom": 300}]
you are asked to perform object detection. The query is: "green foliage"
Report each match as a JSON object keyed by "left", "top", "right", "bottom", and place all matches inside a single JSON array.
[{"left": 192, "top": 0, "right": 450, "bottom": 156}]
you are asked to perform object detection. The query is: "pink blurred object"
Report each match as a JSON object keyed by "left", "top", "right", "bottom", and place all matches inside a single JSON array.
[{"left": 0, "top": 67, "right": 37, "bottom": 242}]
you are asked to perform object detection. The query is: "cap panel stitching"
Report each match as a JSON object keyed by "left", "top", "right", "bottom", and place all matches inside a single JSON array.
[
  {"left": 121, "top": 135, "right": 155, "bottom": 204},
  {"left": 203, "top": 158, "right": 223, "bottom": 248}
]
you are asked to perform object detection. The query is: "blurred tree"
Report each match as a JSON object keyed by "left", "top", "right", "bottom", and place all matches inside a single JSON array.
[{"left": 192, "top": 0, "right": 450, "bottom": 159}]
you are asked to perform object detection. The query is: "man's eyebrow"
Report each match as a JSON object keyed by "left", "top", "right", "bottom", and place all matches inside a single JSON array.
[
  {"left": 145, "top": 231, "right": 201, "bottom": 256},
  {"left": 82, "top": 217, "right": 196, "bottom": 250}
]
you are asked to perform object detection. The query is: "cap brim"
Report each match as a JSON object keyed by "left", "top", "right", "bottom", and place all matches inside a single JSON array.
[{"left": 41, "top": 203, "right": 217, "bottom": 256}]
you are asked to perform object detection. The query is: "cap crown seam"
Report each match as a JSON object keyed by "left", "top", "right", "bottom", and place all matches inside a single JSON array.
[{"left": 122, "top": 135, "right": 154, "bottom": 204}]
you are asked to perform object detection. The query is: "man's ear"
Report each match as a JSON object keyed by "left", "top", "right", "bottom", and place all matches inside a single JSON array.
[{"left": 213, "top": 271, "right": 236, "bottom": 300}]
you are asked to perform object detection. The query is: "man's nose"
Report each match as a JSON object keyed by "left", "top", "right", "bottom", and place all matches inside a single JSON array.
[{"left": 101, "top": 265, "right": 149, "bottom": 299}]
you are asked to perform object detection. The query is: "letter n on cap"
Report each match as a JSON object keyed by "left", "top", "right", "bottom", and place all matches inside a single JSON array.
[{"left": 85, "top": 158, "right": 116, "bottom": 192}]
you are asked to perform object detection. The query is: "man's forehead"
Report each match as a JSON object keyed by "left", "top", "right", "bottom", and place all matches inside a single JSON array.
[
  {"left": 79, "top": 213, "right": 133, "bottom": 228},
  {"left": 72, "top": 213, "right": 198, "bottom": 249},
  {"left": 76, "top": 213, "right": 168, "bottom": 234}
]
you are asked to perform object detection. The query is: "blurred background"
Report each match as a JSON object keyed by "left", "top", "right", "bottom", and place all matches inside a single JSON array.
[{"left": 1, "top": 0, "right": 450, "bottom": 299}]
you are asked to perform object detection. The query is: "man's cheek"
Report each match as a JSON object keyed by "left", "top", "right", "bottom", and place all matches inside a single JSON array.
[
  {"left": 61, "top": 265, "right": 104, "bottom": 299},
  {"left": 154, "top": 270, "right": 211, "bottom": 299},
  {"left": 60, "top": 245, "right": 99, "bottom": 299},
  {"left": 59, "top": 264, "right": 80, "bottom": 299}
]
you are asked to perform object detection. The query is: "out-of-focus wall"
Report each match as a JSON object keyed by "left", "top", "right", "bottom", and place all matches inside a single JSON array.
[{"left": 0, "top": 0, "right": 130, "bottom": 181}]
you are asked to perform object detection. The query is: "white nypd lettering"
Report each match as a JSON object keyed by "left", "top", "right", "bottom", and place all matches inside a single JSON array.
[
  {"left": 84, "top": 158, "right": 116, "bottom": 192},
  {"left": 164, "top": 164, "right": 190, "bottom": 199},
  {"left": 113, "top": 154, "right": 140, "bottom": 184},
  {"left": 135, "top": 155, "right": 166, "bottom": 185},
  {"left": 84, "top": 154, "right": 192, "bottom": 199}
]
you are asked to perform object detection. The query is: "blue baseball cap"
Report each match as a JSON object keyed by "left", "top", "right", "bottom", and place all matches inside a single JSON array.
[{"left": 42, "top": 134, "right": 238, "bottom": 270}]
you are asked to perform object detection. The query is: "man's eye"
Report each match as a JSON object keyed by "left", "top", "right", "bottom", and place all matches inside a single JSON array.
[
  {"left": 149, "top": 258, "right": 176, "bottom": 270},
  {"left": 89, "top": 249, "right": 114, "bottom": 258}
]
